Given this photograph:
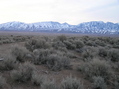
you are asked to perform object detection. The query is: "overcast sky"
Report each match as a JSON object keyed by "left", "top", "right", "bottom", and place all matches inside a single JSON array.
[{"left": 0, "top": 0, "right": 119, "bottom": 25}]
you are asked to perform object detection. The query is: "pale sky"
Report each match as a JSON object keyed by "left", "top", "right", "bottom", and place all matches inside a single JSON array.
[{"left": 0, "top": 0, "right": 119, "bottom": 25}]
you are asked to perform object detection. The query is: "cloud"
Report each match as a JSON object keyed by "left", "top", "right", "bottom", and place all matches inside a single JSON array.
[{"left": 0, "top": 0, "right": 118, "bottom": 24}]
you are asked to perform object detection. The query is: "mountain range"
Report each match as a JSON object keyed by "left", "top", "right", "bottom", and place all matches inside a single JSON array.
[{"left": 0, "top": 21, "right": 119, "bottom": 34}]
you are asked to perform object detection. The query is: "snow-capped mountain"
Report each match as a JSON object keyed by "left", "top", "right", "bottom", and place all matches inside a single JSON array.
[
  {"left": 75, "top": 21, "right": 119, "bottom": 34},
  {"left": 0, "top": 21, "right": 119, "bottom": 34}
]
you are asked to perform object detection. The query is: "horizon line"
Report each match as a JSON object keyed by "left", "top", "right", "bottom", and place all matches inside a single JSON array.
[{"left": 0, "top": 20, "right": 118, "bottom": 25}]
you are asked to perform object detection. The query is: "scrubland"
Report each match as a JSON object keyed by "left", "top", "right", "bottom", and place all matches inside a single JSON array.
[{"left": 0, "top": 33, "right": 119, "bottom": 89}]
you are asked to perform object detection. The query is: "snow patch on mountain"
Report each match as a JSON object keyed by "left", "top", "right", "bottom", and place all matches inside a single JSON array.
[{"left": 0, "top": 21, "right": 119, "bottom": 34}]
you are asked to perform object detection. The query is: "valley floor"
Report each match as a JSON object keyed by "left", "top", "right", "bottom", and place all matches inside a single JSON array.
[{"left": 0, "top": 32, "right": 119, "bottom": 89}]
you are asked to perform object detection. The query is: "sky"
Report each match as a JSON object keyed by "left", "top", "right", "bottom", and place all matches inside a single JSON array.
[{"left": 0, "top": 0, "right": 119, "bottom": 25}]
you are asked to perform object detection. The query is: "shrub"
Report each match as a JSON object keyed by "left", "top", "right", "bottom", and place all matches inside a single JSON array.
[
  {"left": 60, "top": 75, "right": 84, "bottom": 89},
  {"left": 95, "top": 40, "right": 106, "bottom": 46},
  {"left": 11, "top": 45, "right": 29, "bottom": 62},
  {"left": 35, "top": 39, "right": 51, "bottom": 49},
  {"left": 33, "top": 49, "right": 51, "bottom": 65},
  {"left": 25, "top": 38, "right": 51, "bottom": 51},
  {"left": 64, "top": 41, "right": 76, "bottom": 50},
  {"left": 92, "top": 76, "right": 107, "bottom": 89},
  {"left": 56, "top": 35, "right": 67, "bottom": 42},
  {"left": 0, "top": 41, "right": 3, "bottom": 45},
  {"left": 75, "top": 40, "right": 84, "bottom": 49},
  {"left": 0, "top": 76, "right": 6, "bottom": 88},
  {"left": 81, "top": 47, "right": 97, "bottom": 61},
  {"left": 113, "top": 44, "right": 119, "bottom": 49},
  {"left": 85, "top": 40, "right": 96, "bottom": 46},
  {"left": 46, "top": 54, "right": 71, "bottom": 71},
  {"left": 0, "top": 55, "right": 17, "bottom": 70},
  {"left": 10, "top": 62, "right": 35, "bottom": 82},
  {"left": 52, "top": 41, "right": 66, "bottom": 49},
  {"left": 41, "top": 79, "right": 57, "bottom": 89},
  {"left": 31, "top": 71, "right": 47, "bottom": 86},
  {"left": 98, "top": 47, "right": 108, "bottom": 57},
  {"left": 25, "top": 39, "right": 37, "bottom": 51},
  {"left": 78, "top": 58, "right": 113, "bottom": 81},
  {"left": 108, "top": 49, "right": 119, "bottom": 62}
]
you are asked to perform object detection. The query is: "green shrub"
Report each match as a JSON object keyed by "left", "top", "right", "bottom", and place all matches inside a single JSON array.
[
  {"left": 60, "top": 75, "right": 84, "bottom": 89},
  {"left": 33, "top": 49, "right": 51, "bottom": 65},
  {"left": 31, "top": 71, "right": 47, "bottom": 86},
  {"left": 35, "top": 39, "right": 51, "bottom": 49},
  {"left": 113, "top": 44, "right": 119, "bottom": 49},
  {"left": 64, "top": 41, "right": 76, "bottom": 50},
  {"left": 56, "top": 35, "right": 67, "bottom": 42},
  {"left": 52, "top": 41, "right": 66, "bottom": 49},
  {"left": 92, "top": 76, "right": 107, "bottom": 89},
  {"left": 85, "top": 40, "right": 96, "bottom": 46},
  {"left": 95, "top": 40, "right": 106, "bottom": 46},
  {"left": 81, "top": 47, "right": 97, "bottom": 61},
  {"left": 25, "top": 38, "right": 51, "bottom": 51},
  {"left": 78, "top": 58, "right": 113, "bottom": 81},
  {"left": 41, "top": 79, "right": 57, "bottom": 89},
  {"left": 0, "top": 55, "right": 17, "bottom": 70},
  {"left": 25, "top": 39, "right": 37, "bottom": 51},
  {"left": 75, "top": 40, "right": 84, "bottom": 49},
  {"left": 11, "top": 45, "right": 29, "bottom": 62},
  {"left": 0, "top": 41, "right": 3, "bottom": 45},
  {"left": 0, "top": 76, "right": 6, "bottom": 88},
  {"left": 108, "top": 49, "right": 119, "bottom": 62},
  {"left": 46, "top": 54, "right": 71, "bottom": 71},
  {"left": 98, "top": 47, "right": 108, "bottom": 57},
  {"left": 10, "top": 62, "right": 35, "bottom": 82}
]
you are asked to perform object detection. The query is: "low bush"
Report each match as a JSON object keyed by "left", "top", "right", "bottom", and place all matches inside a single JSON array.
[
  {"left": 85, "top": 40, "right": 96, "bottom": 46},
  {"left": 81, "top": 47, "right": 97, "bottom": 61},
  {"left": 10, "top": 62, "right": 35, "bottom": 82},
  {"left": 35, "top": 39, "right": 51, "bottom": 49},
  {"left": 75, "top": 40, "right": 84, "bottom": 48},
  {"left": 25, "top": 38, "right": 51, "bottom": 51},
  {"left": 0, "top": 41, "right": 3, "bottom": 45},
  {"left": 52, "top": 41, "right": 66, "bottom": 49},
  {"left": 41, "top": 79, "right": 57, "bottom": 89},
  {"left": 78, "top": 58, "right": 113, "bottom": 81},
  {"left": 64, "top": 40, "right": 76, "bottom": 50},
  {"left": 25, "top": 39, "right": 37, "bottom": 51},
  {"left": 95, "top": 40, "right": 106, "bottom": 46},
  {"left": 56, "top": 35, "right": 67, "bottom": 42},
  {"left": 46, "top": 54, "right": 71, "bottom": 71},
  {"left": 98, "top": 47, "right": 109, "bottom": 57},
  {"left": 108, "top": 49, "right": 119, "bottom": 62},
  {"left": 11, "top": 45, "right": 29, "bottom": 62},
  {"left": 92, "top": 76, "right": 107, "bottom": 89},
  {"left": 31, "top": 71, "right": 47, "bottom": 86},
  {"left": 0, "top": 55, "right": 17, "bottom": 70},
  {"left": 60, "top": 75, "right": 84, "bottom": 89},
  {"left": 33, "top": 49, "right": 51, "bottom": 65},
  {"left": 0, "top": 76, "right": 6, "bottom": 88}
]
